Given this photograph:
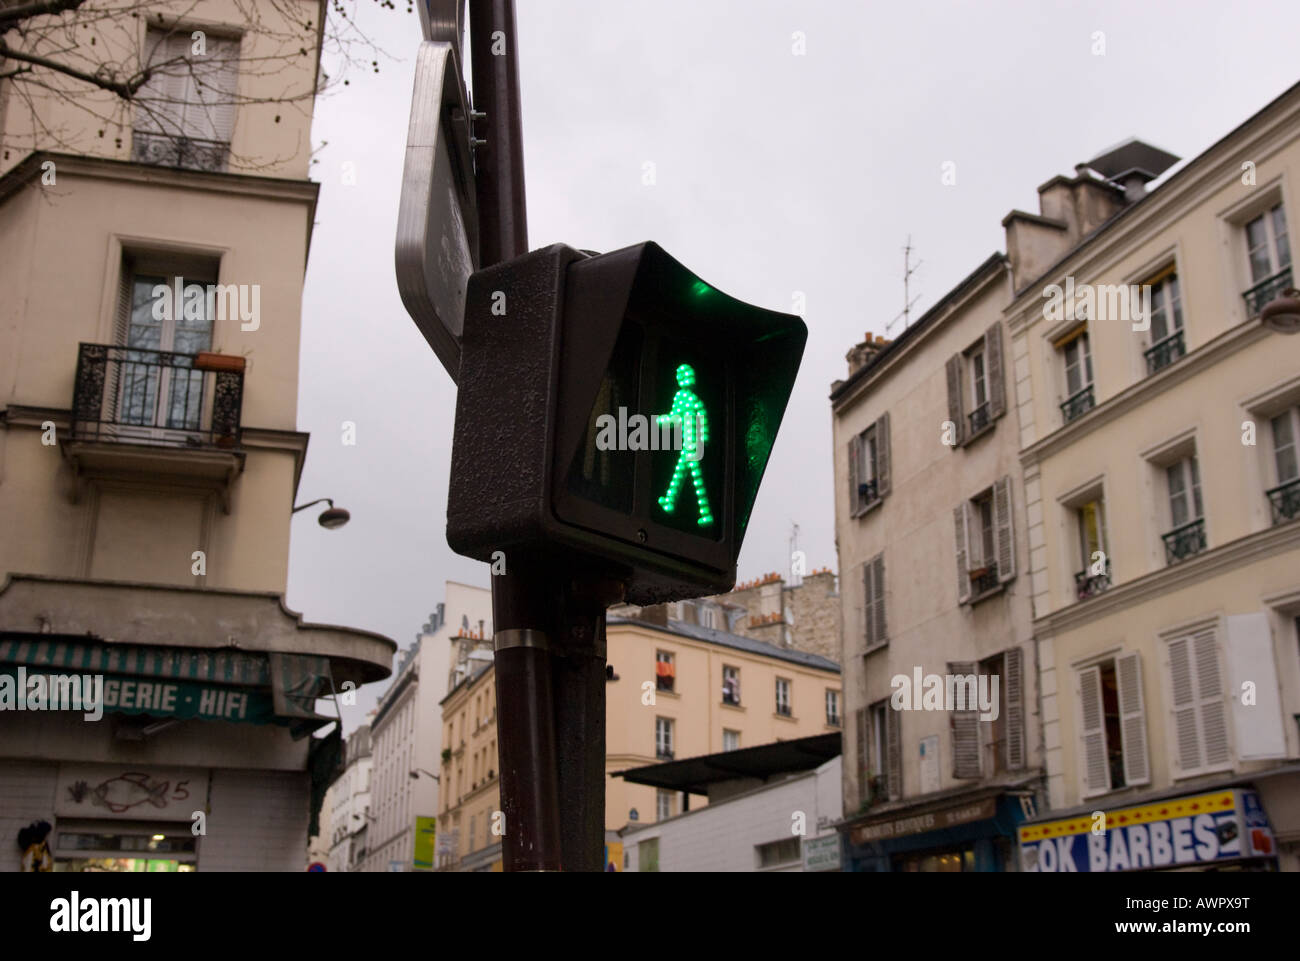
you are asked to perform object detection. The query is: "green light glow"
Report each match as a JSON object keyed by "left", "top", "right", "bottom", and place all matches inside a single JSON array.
[
  {"left": 691, "top": 280, "right": 713, "bottom": 298},
  {"left": 656, "top": 363, "right": 714, "bottom": 526}
]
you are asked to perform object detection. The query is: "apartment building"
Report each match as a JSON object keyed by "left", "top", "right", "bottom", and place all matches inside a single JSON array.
[
  {"left": 362, "top": 582, "right": 491, "bottom": 872},
  {"left": 0, "top": 1, "right": 396, "bottom": 871},
  {"left": 1007, "top": 93, "right": 1300, "bottom": 872},
  {"left": 434, "top": 607, "right": 842, "bottom": 871},
  {"left": 313, "top": 723, "right": 373, "bottom": 872},
  {"left": 831, "top": 255, "right": 1044, "bottom": 872}
]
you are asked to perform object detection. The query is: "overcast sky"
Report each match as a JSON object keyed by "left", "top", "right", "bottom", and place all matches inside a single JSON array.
[{"left": 288, "top": 0, "right": 1300, "bottom": 731}]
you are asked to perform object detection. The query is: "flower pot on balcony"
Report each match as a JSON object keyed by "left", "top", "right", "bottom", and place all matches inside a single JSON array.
[
  {"left": 195, "top": 352, "right": 246, "bottom": 373},
  {"left": 968, "top": 566, "right": 990, "bottom": 580}
]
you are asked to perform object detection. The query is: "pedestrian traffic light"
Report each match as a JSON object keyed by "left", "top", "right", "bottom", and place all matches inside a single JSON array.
[{"left": 446, "top": 242, "right": 805, "bottom": 603}]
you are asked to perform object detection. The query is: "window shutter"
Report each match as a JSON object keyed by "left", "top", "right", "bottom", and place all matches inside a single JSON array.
[
  {"left": 136, "top": 31, "right": 190, "bottom": 135},
  {"left": 1003, "top": 646, "right": 1024, "bottom": 770},
  {"left": 948, "top": 660, "right": 980, "bottom": 778},
  {"left": 953, "top": 503, "right": 971, "bottom": 604},
  {"left": 1167, "top": 636, "right": 1202, "bottom": 772},
  {"left": 103, "top": 260, "right": 135, "bottom": 427},
  {"left": 1115, "top": 651, "right": 1150, "bottom": 786},
  {"left": 886, "top": 704, "right": 902, "bottom": 800},
  {"left": 194, "top": 35, "right": 241, "bottom": 144},
  {"left": 875, "top": 412, "right": 891, "bottom": 498},
  {"left": 862, "top": 561, "right": 876, "bottom": 649},
  {"left": 848, "top": 434, "right": 862, "bottom": 517},
  {"left": 985, "top": 322, "right": 1005, "bottom": 420},
  {"left": 945, "top": 354, "right": 965, "bottom": 446},
  {"left": 871, "top": 553, "right": 886, "bottom": 645},
  {"left": 1193, "top": 630, "right": 1230, "bottom": 767},
  {"left": 994, "top": 475, "right": 1015, "bottom": 582},
  {"left": 855, "top": 707, "right": 870, "bottom": 796},
  {"left": 1078, "top": 665, "right": 1110, "bottom": 794}
]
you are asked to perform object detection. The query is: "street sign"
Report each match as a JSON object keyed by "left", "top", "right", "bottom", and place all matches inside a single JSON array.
[{"left": 395, "top": 40, "right": 478, "bottom": 381}]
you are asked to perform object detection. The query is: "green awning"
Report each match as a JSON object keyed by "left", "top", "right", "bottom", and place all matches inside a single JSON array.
[{"left": 0, "top": 635, "right": 269, "bottom": 685}]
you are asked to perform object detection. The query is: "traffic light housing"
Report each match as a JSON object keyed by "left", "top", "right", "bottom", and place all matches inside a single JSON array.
[{"left": 446, "top": 242, "right": 806, "bottom": 604}]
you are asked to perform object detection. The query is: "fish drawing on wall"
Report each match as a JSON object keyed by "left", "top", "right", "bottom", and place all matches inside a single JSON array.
[{"left": 88, "top": 773, "right": 170, "bottom": 813}]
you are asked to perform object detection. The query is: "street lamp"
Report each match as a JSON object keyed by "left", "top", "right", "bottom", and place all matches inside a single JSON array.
[
  {"left": 409, "top": 769, "right": 441, "bottom": 782},
  {"left": 1261, "top": 288, "right": 1300, "bottom": 334},
  {"left": 292, "top": 497, "right": 351, "bottom": 530}
]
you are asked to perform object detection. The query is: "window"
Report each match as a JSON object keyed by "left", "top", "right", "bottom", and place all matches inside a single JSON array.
[
  {"left": 849, "top": 413, "right": 891, "bottom": 514},
  {"left": 655, "top": 789, "right": 675, "bottom": 821},
  {"left": 699, "top": 604, "right": 716, "bottom": 629},
  {"left": 1269, "top": 407, "right": 1300, "bottom": 524},
  {"left": 638, "top": 838, "right": 660, "bottom": 872},
  {"left": 1077, "top": 654, "right": 1149, "bottom": 796},
  {"left": 1163, "top": 455, "right": 1206, "bottom": 562},
  {"left": 133, "top": 27, "right": 240, "bottom": 171},
  {"left": 1246, "top": 203, "right": 1291, "bottom": 284},
  {"left": 825, "top": 690, "right": 841, "bottom": 727},
  {"left": 469, "top": 814, "right": 476, "bottom": 852},
  {"left": 1165, "top": 630, "right": 1230, "bottom": 777},
  {"left": 1144, "top": 271, "right": 1185, "bottom": 374},
  {"left": 722, "top": 729, "right": 740, "bottom": 751},
  {"left": 655, "top": 717, "right": 674, "bottom": 760},
  {"left": 722, "top": 666, "right": 740, "bottom": 706},
  {"left": 1074, "top": 497, "right": 1110, "bottom": 599},
  {"left": 862, "top": 552, "right": 887, "bottom": 650},
  {"left": 756, "top": 837, "right": 801, "bottom": 869},
  {"left": 858, "top": 698, "right": 899, "bottom": 804},
  {"left": 946, "top": 323, "right": 1004, "bottom": 444},
  {"left": 1059, "top": 329, "right": 1094, "bottom": 422},
  {"left": 953, "top": 477, "right": 1015, "bottom": 603},
  {"left": 975, "top": 649, "right": 1024, "bottom": 775},
  {"left": 775, "top": 678, "right": 791, "bottom": 717},
  {"left": 655, "top": 650, "right": 676, "bottom": 693}
]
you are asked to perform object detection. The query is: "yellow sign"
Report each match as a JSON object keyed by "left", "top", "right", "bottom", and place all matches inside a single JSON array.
[
  {"left": 413, "top": 816, "right": 437, "bottom": 870},
  {"left": 1018, "top": 792, "right": 1235, "bottom": 844}
]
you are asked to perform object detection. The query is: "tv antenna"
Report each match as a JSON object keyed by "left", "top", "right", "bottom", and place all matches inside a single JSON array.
[{"left": 886, "top": 236, "right": 922, "bottom": 337}]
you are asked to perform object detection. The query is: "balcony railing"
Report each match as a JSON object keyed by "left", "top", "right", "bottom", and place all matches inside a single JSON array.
[
  {"left": 132, "top": 131, "right": 230, "bottom": 172},
  {"left": 776, "top": 703, "right": 791, "bottom": 717},
  {"left": 969, "top": 564, "right": 999, "bottom": 597},
  {"left": 1162, "top": 518, "right": 1207, "bottom": 564},
  {"left": 1266, "top": 478, "right": 1300, "bottom": 525},
  {"left": 857, "top": 478, "right": 879, "bottom": 506},
  {"left": 1243, "top": 266, "right": 1293, "bottom": 317},
  {"left": 1144, "top": 329, "right": 1186, "bottom": 374},
  {"left": 656, "top": 748, "right": 674, "bottom": 761},
  {"left": 1074, "top": 558, "right": 1112, "bottom": 600},
  {"left": 1060, "top": 384, "right": 1095, "bottom": 424},
  {"left": 968, "top": 402, "right": 991, "bottom": 435},
  {"left": 71, "top": 343, "right": 244, "bottom": 448}
]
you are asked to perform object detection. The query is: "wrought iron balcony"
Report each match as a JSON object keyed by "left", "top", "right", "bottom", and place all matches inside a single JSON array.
[
  {"left": 1266, "top": 477, "right": 1300, "bottom": 525},
  {"left": 968, "top": 402, "right": 991, "bottom": 435},
  {"left": 71, "top": 343, "right": 244, "bottom": 448},
  {"left": 1074, "top": 559, "right": 1112, "bottom": 600},
  {"left": 826, "top": 712, "right": 841, "bottom": 728},
  {"left": 969, "top": 564, "right": 999, "bottom": 597},
  {"left": 1162, "top": 518, "right": 1207, "bottom": 564},
  {"left": 1060, "top": 384, "right": 1095, "bottom": 423},
  {"left": 1144, "top": 329, "right": 1185, "bottom": 374},
  {"left": 656, "top": 748, "right": 674, "bottom": 761},
  {"left": 857, "top": 478, "right": 879, "bottom": 506},
  {"left": 1243, "top": 266, "right": 1293, "bottom": 317},
  {"left": 132, "top": 131, "right": 230, "bottom": 172}
]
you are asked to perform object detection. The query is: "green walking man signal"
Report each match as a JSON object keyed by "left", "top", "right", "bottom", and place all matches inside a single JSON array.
[{"left": 656, "top": 363, "right": 714, "bottom": 527}]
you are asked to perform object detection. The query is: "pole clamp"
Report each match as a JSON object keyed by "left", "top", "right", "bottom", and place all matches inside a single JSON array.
[{"left": 494, "top": 628, "right": 549, "bottom": 652}]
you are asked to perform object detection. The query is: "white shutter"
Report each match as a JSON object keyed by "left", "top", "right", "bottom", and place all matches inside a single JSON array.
[
  {"left": 1003, "top": 646, "right": 1025, "bottom": 770},
  {"left": 994, "top": 475, "right": 1015, "bottom": 582},
  {"left": 875, "top": 412, "right": 891, "bottom": 498},
  {"left": 953, "top": 503, "right": 971, "bottom": 604},
  {"left": 185, "top": 34, "right": 240, "bottom": 143},
  {"left": 1078, "top": 665, "right": 1110, "bottom": 795},
  {"left": 949, "top": 660, "right": 981, "bottom": 778},
  {"left": 945, "top": 354, "right": 965, "bottom": 446},
  {"left": 1115, "top": 652, "right": 1150, "bottom": 786},
  {"left": 985, "top": 322, "right": 1006, "bottom": 420},
  {"left": 135, "top": 31, "right": 190, "bottom": 135},
  {"left": 1193, "top": 630, "right": 1231, "bottom": 768},
  {"left": 871, "top": 553, "right": 886, "bottom": 645},
  {"left": 1167, "top": 636, "right": 1202, "bottom": 772},
  {"left": 848, "top": 434, "right": 862, "bottom": 516}
]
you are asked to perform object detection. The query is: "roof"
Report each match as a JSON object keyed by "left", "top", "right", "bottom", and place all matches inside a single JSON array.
[
  {"left": 612, "top": 732, "right": 841, "bottom": 795},
  {"left": 607, "top": 616, "right": 841, "bottom": 672},
  {"left": 829, "top": 251, "right": 1007, "bottom": 404},
  {"left": 1083, "top": 137, "right": 1180, "bottom": 181}
]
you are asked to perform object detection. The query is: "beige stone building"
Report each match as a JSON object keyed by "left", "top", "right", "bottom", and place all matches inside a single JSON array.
[
  {"left": 831, "top": 254, "right": 1043, "bottom": 872},
  {"left": 1008, "top": 90, "right": 1300, "bottom": 872},
  {"left": 0, "top": 1, "right": 395, "bottom": 871},
  {"left": 434, "top": 607, "right": 841, "bottom": 871}
]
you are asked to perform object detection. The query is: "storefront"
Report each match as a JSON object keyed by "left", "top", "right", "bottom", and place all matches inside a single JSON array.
[
  {"left": 1018, "top": 788, "right": 1278, "bottom": 872},
  {"left": 842, "top": 788, "right": 1037, "bottom": 872}
]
